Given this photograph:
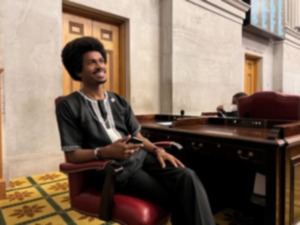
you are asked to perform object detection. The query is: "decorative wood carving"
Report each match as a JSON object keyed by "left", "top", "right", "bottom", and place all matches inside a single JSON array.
[{"left": 69, "top": 21, "right": 84, "bottom": 35}]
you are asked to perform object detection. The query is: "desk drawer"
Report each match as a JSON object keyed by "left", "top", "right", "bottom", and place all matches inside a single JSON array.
[{"left": 186, "top": 139, "right": 265, "bottom": 165}]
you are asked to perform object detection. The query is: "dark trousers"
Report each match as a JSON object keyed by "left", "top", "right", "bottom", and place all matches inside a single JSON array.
[{"left": 115, "top": 153, "right": 215, "bottom": 225}]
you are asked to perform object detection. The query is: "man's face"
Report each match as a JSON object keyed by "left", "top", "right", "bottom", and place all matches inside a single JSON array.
[{"left": 79, "top": 51, "right": 107, "bottom": 85}]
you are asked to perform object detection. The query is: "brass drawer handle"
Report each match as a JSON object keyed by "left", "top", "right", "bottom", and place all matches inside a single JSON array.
[{"left": 237, "top": 150, "right": 254, "bottom": 160}]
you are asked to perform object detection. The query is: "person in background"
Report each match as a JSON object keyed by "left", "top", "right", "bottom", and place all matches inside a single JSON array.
[
  {"left": 56, "top": 36, "right": 215, "bottom": 225},
  {"left": 216, "top": 92, "right": 247, "bottom": 117}
]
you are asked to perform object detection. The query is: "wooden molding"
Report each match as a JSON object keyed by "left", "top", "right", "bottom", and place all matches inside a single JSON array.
[
  {"left": 0, "top": 67, "right": 5, "bottom": 199},
  {"left": 0, "top": 179, "right": 6, "bottom": 199}
]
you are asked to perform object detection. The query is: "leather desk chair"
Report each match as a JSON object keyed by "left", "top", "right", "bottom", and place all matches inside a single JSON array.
[
  {"left": 56, "top": 96, "right": 182, "bottom": 225},
  {"left": 238, "top": 91, "right": 300, "bottom": 120}
]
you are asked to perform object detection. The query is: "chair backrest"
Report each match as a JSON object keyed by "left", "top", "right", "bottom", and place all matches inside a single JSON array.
[
  {"left": 55, "top": 96, "right": 72, "bottom": 162},
  {"left": 55, "top": 96, "right": 65, "bottom": 106},
  {"left": 238, "top": 91, "right": 300, "bottom": 120}
]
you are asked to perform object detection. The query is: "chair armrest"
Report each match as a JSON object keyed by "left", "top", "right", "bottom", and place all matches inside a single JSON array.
[
  {"left": 154, "top": 141, "right": 183, "bottom": 151},
  {"left": 59, "top": 160, "right": 111, "bottom": 173}
]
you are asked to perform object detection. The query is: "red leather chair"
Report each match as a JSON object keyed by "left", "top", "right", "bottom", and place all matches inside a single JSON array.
[
  {"left": 56, "top": 97, "right": 182, "bottom": 225},
  {"left": 60, "top": 142, "right": 181, "bottom": 225},
  {"left": 238, "top": 91, "right": 300, "bottom": 120}
]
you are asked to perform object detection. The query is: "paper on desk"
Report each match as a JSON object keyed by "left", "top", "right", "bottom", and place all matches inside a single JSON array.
[
  {"left": 253, "top": 172, "right": 266, "bottom": 196},
  {"left": 157, "top": 121, "right": 173, "bottom": 126}
]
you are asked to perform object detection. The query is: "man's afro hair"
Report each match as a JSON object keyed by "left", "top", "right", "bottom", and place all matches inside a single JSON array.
[{"left": 61, "top": 36, "right": 107, "bottom": 81}]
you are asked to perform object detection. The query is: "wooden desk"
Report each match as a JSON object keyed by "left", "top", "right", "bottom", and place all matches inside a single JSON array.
[{"left": 136, "top": 114, "right": 300, "bottom": 225}]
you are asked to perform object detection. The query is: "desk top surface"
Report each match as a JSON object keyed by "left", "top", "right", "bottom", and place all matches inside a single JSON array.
[{"left": 136, "top": 114, "right": 300, "bottom": 142}]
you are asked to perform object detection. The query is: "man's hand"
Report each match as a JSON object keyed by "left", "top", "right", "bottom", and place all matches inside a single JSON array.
[
  {"left": 106, "top": 136, "right": 144, "bottom": 160},
  {"left": 155, "top": 148, "right": 185, "bottom": 169},
  {"left": 216, "top": 104, "right": 225, "bottom": 112}
]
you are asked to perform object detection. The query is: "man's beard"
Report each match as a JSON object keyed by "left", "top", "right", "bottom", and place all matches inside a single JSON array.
[
  {"left": 97, "top": 79, "right": 107, "bottom": 85},
  {"left": 93, "top": 68, "right": 107, "bottom": 85}
]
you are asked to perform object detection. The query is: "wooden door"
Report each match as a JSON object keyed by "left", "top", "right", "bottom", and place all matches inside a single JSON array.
[
  {"left": 62, "top": 12, "right": 123, "bottom": 96},
  {"left": 244, "top": 58, "right": 258, "bottom": 95},
  {"left": 92, "top": 21, "right": 119, "bottom": 93}
]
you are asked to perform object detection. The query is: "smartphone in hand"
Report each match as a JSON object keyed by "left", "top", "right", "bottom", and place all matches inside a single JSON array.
[{"left": 126, "top": 137, "right": 143, "bottom": 144}]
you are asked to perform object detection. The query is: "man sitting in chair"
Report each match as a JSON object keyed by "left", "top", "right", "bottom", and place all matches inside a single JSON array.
[
  {"left": 55, "top": 36, "right": 215, "bottom": 225},
  {"left": 216, "top": 92, "right": 247, "bottom": 117}
]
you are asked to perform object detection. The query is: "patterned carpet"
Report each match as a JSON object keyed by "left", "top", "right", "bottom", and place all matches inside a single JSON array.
[{"left": 0, "top": 171, "right": 255, "bottom": 225}]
